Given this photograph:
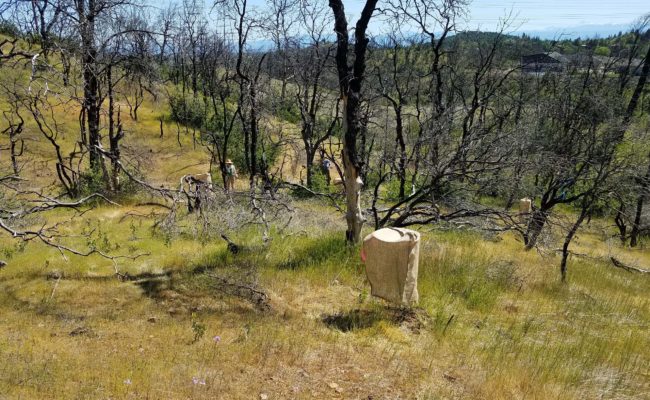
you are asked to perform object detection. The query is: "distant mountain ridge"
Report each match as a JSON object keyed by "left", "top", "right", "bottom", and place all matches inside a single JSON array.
[
  {"left": 249, "top": 23, "right": 638, "bottom": 51},
  {"left": 516, "top": 23, "right": 633, "bottom": 39}
]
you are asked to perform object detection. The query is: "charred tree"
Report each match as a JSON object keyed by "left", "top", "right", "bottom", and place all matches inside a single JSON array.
[{"left": 329, "top": 0, "right": 378, "bottom": 244}]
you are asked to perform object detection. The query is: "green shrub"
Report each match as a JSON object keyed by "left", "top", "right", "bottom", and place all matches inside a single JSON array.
[
  {"left": 168, "top": 94, "right": 207, "bottom": 128},
  {"left": 78, "top": 168, "right": 106, "bottom": 197},
  {"left": 0, "top": 21, "right": 20, "bottom": 37},
  {"left": 78, "top": 168, "right": 142, "bottom": 199},
  {"left": 289, "top": 168, "right": 331, "bottom": 198},
  {"left": 275, "top": 102, "right": 301, "bottom": 124}
]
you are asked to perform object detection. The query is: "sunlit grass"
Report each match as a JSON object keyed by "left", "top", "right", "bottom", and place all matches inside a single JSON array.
[
  {"left": 1, "top": 57, "right": 649, "bottom": 398},
  {"left": 2, "top": 201, "right": 649, "bottom": 398}
]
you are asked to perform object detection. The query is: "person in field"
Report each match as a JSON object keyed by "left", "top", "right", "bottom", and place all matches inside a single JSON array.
[
  {"left": 225, "top": 159, "right": 237, "bottom": 192},
  {"left": 321, "top": 157, "right": 331, "bottom": 186}
]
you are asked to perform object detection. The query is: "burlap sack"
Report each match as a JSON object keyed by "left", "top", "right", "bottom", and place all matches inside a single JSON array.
[{"left": 362, "top": 228, "right": 420, "bottom": 306}]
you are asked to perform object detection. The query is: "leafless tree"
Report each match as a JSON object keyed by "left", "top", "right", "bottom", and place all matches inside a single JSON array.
[
  {"left": 218, "top": 0, "right": 267, "bottom": 187},
  {"left": 200, "top": 32, "right": 239, "bottom": 189},
  {"left": 372, "top": 31, "right": 425, "bottom": 199},
  {"left": 329, "top": 0, "right": 379, "bottom": 244},
  {"left": 617, "top": 14, "right": 649, "bottom": 93},
  {"left": 290, "top": 0, "right": 339, "bottom": 188},
  {"left": 371, "top": 4, "right": 520, "bottom": 233},
  {"left": 24, "top": 85, "right": 84, "bottom": 197},
  {"left": 520, "top": 53, "right": 632, "bottom": 250},
  {"left": 180, "top": 0, "right": 207, "bottom": 96},
  {"left": 0, "top": 79, "right": 25, "bottom": 175},
  {"left": 265, "top": 0, "right": 298, "bottom": 103},
  {"left": 0, "top": 175, "right": 146, "bottom": 268}
]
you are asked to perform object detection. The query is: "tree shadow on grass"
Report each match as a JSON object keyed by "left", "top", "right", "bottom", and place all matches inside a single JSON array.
[
  {"left": 134, "top": 276, "right": 171, "bottom": 299},
  {"left": 322, "top": 307, "right": 428, "bottom": 333},
  {"left": 322, "top": 309, "right": 383, "bottom": 331}
]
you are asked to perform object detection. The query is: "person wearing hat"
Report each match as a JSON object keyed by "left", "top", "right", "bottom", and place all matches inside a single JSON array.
[{"left": 225, "top": 159, "right": 237, "bottom": 192}]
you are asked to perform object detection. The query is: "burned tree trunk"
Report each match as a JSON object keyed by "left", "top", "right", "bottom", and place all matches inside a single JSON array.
[
  {"left": 630, "top": 155, "right": 650, "bottom": 247},
  {"left": 625, "top": 45, "right": 650, "bottom": 122},
  {"left": 614, "top": 199, "right": 628, "bottom": 244},
  {"left": 560, "top": 205, "right": 590, "bottom": 282},
  {"left": 329, "top": 0, "right": 377, "bottom": 244},
  {"left": 1, "top": 100, "right": 24, "bottom": 176},
  {"left": 107, "top": 65, "right": 124, "bottom": 192},
  {"left": 304, "top": 144, "right": 316, "bottom": 188},
  {"left": 524, "top": 207, "right": 550, "bottom": 250},
  {"left": 627, "top": 49, "right": 650, "bottom": 247},
  {"left": 77, "top": 0, "right": 102, "bottom": 172}
]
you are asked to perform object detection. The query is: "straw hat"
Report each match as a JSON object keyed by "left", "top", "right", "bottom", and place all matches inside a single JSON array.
[{"left": 226, "top": 159, "right": 233, "bottom": 164}]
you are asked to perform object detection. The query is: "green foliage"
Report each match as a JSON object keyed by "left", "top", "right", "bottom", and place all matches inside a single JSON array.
[
  {"left": 289, "top": 185, "right": 315, "bottom": 198},
  {"left": 276, "top": 234, "right": 351, "bottom": 271},
  {"left": 1, "top": 241, "right": 26, "bottom": 261},
  {"left": 78, "top": 168, "right": 142, "bottom": 199},
  {"left": 259, "top": 140, "right": 282, "bottom": 178},
  {"left": 289, "top": 168, "right": 333, "bottom": 198},
  {"left": 0, "top": 22, "right": 20, "bottom": 37},
  {"left": 383, "top": 177, "right": 406, "bottom": 201},
  {"left": 191, "top": 313, "right": 206, "bottom": 343},
  {"left": 114, "top": 171, "right": 143, "bottom": 198},
  {"left": 310, "top": 169, "right": 330, "bottom": 193},
  {"left": 275, "top": 102, "right": 301, "bottom": 124},
  {"left": 594, "top": 46, "right": 611, "bottom": 56},
  {"left": 168, "top": 94, "right": 207, "bottom": 128},
  {"left": 78, "top": 168, "right": 106, "bottom": 197},
  {"left": 81, "top": 220, "right": 119, "bottom": 253}
]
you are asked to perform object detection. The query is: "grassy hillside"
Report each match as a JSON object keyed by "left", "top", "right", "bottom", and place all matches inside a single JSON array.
[
  {"left": 1, "top": 200, "right": 649, "bottom": 398},
  {"left": 1, "top": 37, "right": 650, "bottom": 400},
  {"left": 1, "top": 120, "right": 650, "bottom": 399}
]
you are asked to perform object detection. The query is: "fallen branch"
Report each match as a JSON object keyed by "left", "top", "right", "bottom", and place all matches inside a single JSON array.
[
  {"left": 553, "top": 248, "right": 601, "bottom": 261},
  {"left": 610, "top": 257, "right": 650, "bottom": 274},
  {"left": 558, "top": 249, "right": 650, "bottom": 274},
  {"left": 0, "top": 183, "right": 152, "bottom": 261},
  {"left": 0, "top": 174, "right": 24, "bottom": 183},
  {"left": 118, "top": 210, "right": 166, "bottom": 223}
]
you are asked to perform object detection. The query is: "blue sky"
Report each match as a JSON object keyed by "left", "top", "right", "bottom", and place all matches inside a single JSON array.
[
  {"left": 332, "top": 0, "right": 649, "bottom": 35},
  {"left": 153, "top": 0, "right": 650, "bottom": 38}
]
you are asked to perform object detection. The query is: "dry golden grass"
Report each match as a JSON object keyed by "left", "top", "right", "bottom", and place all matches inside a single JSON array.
[
  {"left": 1, "top": 201, "right": 649, "bottom": 399},
  {"left": 1, "top": 59, "right": 650, "bottom": 400}
]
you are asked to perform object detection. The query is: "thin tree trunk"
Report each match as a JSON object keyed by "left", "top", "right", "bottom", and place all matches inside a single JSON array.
[
  {"left": 249, "top": 83, "right": 259, "bottom": 188},
  {"left": 80, "top": 0, "right": 102, "bottom": 172},
  {"left": 305, "top": 152, "right": 314, "bottom": 188},
  {"left": 395, "top": 105, "right": 406, "bottom": 199},
  {"left": 560, "top": 206, "right": 589, "bottom": 282},
  {"left": 625, "top": 45, "right": 650, "bottom": 121},
  {"left": 10, "top": 137, "right": 23, "bottom": 175},
  {"left": 341, "top": 99, "right": 364, "bottom": 243},
  {"left": 8, "top": 117, "right": 23, "bottom": 175},
  {"left": 630, "top": 156, "right": 650, "bottom": 247},
  {"left": 630, "top": 195, "right": 645, "bottom": 247},
  {"left": 524, "top": 208, "right": 549, "bottom": 250},
  {"left": 330, "top": 0, "right": 377, "bottom": 244},
  {"left": 614, "top": 200, "right": 628, "bottom": 244},
  {"left": 107, "top": 65, "right": 124, "bottom": 192}
]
